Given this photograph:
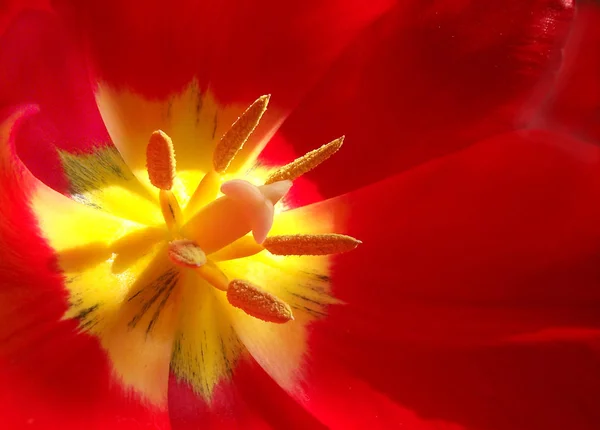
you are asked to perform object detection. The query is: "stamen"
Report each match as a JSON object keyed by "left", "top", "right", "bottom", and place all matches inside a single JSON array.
[
  {"left": 195, "top": 260, "right": 229, "bottom": 291},
  {"left": 263, "top": 234, "right": 361, "bottom": 256},
  {"left": 227, "top": 279, "right": 293, "bottom": 323},
  {"left": 209, "top": 236, "right": 264, "bottom": 261},
  {"left": 147, "top": 130, "right": 176, "bottom": 190},
  {"left": 159, "top": 189, "right": 183, "bottom": 232},
  {"left": 264, "top": 136, "right": 344, "bottom": 184},
  {"left": 213, "top": 95, "right": 270, "bottom": 174},
  {"left": 168, "top": 240, "right": 207, "bottom": 268},
  {"left": 184, "top": 170, "right": 221, "bottom": 218}
]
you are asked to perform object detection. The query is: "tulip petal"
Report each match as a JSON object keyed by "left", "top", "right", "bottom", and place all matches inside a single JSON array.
[
  {"left": 54, "top": 0, "right": 397, "bottom": 181},
  {"left": 260, "top": 0, "right": 575, "bottom": 203},
  {"left": 9, "top": 110, "right": 183, "bottom": 406},
  {"left": 169, "top": 340, "right": 464, "bottom": 429},
  {"left": 0, "top": 108, "right": 169, "bottom": 428},
  {"left": 0, "top": 1, "right": 51, "bottom": 35},
  {"left": 0, "top": 11, "right": 111, "bottom": 192},
  {"left": 94, "top": 82, "right": 231, "bottom": 196},
  {"left": 168, "top": 372, "right": 272, "bottom": 430},
  {"left": 55, "top": 0, "right": 395, "bottom": 104},
  {"left": 300, "top": 128, "right": 600, "bottom": 347},
  {"left": 59, "top": 146, "right": 165, "bottom": 224},
  {"left": 0, "top": 12, "right": 164, "bottom": 220},
  {"left": 32, "top": 160, "right": 180, "bottom": 408},
  {"left": 298, "top": 355, "right": 468, "bottom": 429},
  {"left": 170, "top": 271, "right": 245, "bottom": 401},
  {"left": 168, "top": 358, "right": 327, "bottom": 429},
  {"left": 302, "top": 335, "right": 600, "bottom": 429},
  {"left": 291, "top": 128, "right": 600, "bottom": 428},
  {"left": 541, "top": 2, "right": 600, "bottom": 142}
]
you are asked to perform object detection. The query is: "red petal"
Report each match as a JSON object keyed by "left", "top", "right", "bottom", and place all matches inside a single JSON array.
[
  {"left": 55, "top": 0, "right": 395, "bottom": 109},
  {"left": 294, "top": 128, "right": 600, "bottom": 429},
  {"left": 299, "top": 354, "right": 467, "bottom": 429},
  {"left": 168, "top": 372, "right": 270, "bottom": 430},
  {"left": 0, "top": 108, "right": 167, "bottom": 429},
  {"left": 260, "top": 0, "right": 575, "bottom": 202},
  {"left": 0, "top": 11, "right": 110, "bottom": 192},
  {"left": 1, "top": 328, "right": 170, "bottom": 429},
  {"left": 305, "top": 335, "right": 600, "bottom": 430},
  {"left": 168, "top": 359, "right": 326, "bottom": 430},
  {"left": 325, "top": 128, "right": 600, "bottom": 346},
  {"left": 0, "top": 0, "right": 51, "bottom": 35},
  {"left": 542, "top": 2, "right": 600, "bottom": 142}
]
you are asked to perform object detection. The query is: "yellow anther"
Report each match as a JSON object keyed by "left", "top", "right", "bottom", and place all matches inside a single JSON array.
[
  {"left": 147, "top": 130, "right": 176, "bottom": 190},
  {"left": 264, "top": 136, "right": 344, "bottom": 184},
  {"left": 213, "top": 95, "right": 270, "bottom": 173},
  {"left": 195, "top": 260, "right": 229, "bottom": 291},
  {"left": 159, "top": 189, "right": 183, "bottom": 232},
  {"left": 227, "top": 279, "right": 293, "bottom": 324},
  {"left": 262, "top": 234, "right": 361, "bottom": 256},
  {"left": 168, "top": 240, "right": 207, "bottom": 268}
]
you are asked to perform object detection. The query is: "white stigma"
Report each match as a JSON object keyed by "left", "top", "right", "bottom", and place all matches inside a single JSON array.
[{"left": 220, "top": 179, "right": 292, "bottom": 244}]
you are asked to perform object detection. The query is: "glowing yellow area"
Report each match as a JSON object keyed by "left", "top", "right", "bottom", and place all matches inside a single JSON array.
[
  {"left": 34, "top": 148, "right": 340, "bottom": 406},
  {"left": 95, "top": 80, "right": 279, "bottom": 196},
  {"left": 28, "top": 85, "right": 351, "bottom": 408},
  {"left": 171, "top": 271, "right": 244, "bottom": 399},
  {"left": 102, "top": 249, "right": 184, "bottom": 405},
  {"left": 32, "top": 184, "right": 176, "bottom": 404},
  {"left": 219, "top": 249, "right": 340, "bottom": 394},
  {"left": 60, "top": 147, "right": 163, "bottom": 226}
]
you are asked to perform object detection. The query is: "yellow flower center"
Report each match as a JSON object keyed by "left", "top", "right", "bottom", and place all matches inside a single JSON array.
[
  {"left": 32, "top": 89, "right": 361, "bottom": 405},
  {"left": 142, "top": 95, "right": 359, "bottom": 324}
]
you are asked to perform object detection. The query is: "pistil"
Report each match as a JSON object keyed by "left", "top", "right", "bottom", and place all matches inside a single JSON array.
[{"left": 221, "top": 179, "right": 292, "bottom": 243}]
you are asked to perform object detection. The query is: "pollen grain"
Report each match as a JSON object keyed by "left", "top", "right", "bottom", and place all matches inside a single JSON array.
[
  {"left": 213, "top": 95, "right": 270, "bottom": 173},
  {"left": 168, "top": 240, "right": 207, "bottom": 268},
  {"left": 264, "top": 136, "right": 344, "bottom": 184},
  {"left": 227, "top": 279, "right": 293, "bottom": 323},
  {"left": 263, "top": 233, "right": 361, "bottom": 256},
  {"left": 147, "top": 130, "right": 176, "bottom": 190}
]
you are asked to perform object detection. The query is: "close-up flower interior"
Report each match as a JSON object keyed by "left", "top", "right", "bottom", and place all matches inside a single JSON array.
[{"left": 1, "top": 0, "right": 600, "bottom": 429}]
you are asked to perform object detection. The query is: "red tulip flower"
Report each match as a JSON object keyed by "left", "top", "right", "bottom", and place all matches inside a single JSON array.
[{"left": 1, "top": 0, "right": 599, "bottom": 429}]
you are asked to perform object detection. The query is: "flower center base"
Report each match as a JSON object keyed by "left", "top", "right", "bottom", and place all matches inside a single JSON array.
[{"left": 138, "top": 94, "right": 361, "bottom": 325}]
